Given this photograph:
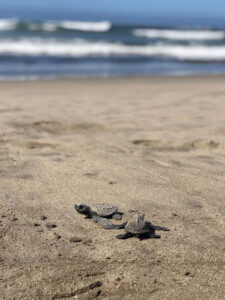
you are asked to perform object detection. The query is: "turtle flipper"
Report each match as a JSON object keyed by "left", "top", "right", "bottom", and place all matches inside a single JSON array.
[
  {"left": 112, "top": 213, "right": 123, "bottom": 221},
  {"left": 152, "top": 225, "right": 170, "bottom": 231},
  {"left": 145, "top": 222, "right": 169, "bottom": 232},
  {"left": 116, "top": 222, "right": 127, "bottom": 229},
  {"left": 102, "top": 221, "right": 127, "bottom": 230},
  {"left": 92, "top": 215, "right": 126, "bottom": 230},
  {"left": 116, "top": 232, "right": 133, "bottom": 239},
  {"left": 148, "top": 232, "right": 161, "bottom": 239}
]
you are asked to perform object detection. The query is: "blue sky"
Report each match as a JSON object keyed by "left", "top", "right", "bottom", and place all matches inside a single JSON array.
[{"left": 1, "top": 0, "right": 225, "bottom": 24}]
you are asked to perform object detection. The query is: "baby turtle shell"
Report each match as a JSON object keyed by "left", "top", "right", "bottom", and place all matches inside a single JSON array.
[
  {"left": 116, "top": 214, "right": 161, "bottom": 240},
  {"left": 91, "top": 204, "right": 119, "bottom": 217}
]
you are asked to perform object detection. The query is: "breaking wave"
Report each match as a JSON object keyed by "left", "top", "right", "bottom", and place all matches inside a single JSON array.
[
  {"left": 27, "top": 20, "right": 111, "bottom": 32},
  {"left": 0, "top": 18, "right": 111, "bottom": 33},
  {"left": 0, "top": 18, "right": 18, "bottom": 31},
  {"left": 1, "top": 38, "right": 225, "bottom": 61},
  {"left": 133, "top": 28, "right": 225, "bottom": 40},
  {"left": 58, "top": 21, "right": 111, "bottom": 32},
  {"left": 1, "top": 17, "right": 225, "bottom": 78}
]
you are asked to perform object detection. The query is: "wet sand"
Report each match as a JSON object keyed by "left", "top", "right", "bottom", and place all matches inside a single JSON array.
[{"left": 0, "top": 76, "right": 225, "bottom": 299}]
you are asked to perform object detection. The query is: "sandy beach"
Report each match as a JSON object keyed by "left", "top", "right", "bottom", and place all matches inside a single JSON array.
[{"left": 0, "top": 76, "right": 225, "bottom": 299}]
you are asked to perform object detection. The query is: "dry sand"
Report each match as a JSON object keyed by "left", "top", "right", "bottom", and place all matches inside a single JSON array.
[{"left": 0, "top": 76, "right": 225, "bottom": 299}]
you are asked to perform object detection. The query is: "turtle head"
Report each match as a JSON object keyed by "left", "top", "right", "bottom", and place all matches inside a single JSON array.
[
  {"left": 133, "top": 214, "right": 145, "bottom": 224},
  {"left": 74, "top": 203, "right": 91, "bottom": 216}
]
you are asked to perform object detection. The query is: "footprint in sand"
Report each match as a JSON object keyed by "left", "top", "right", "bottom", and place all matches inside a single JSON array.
[
  {"left": 2, "top": 139, "right": 57, "bottom": 150},
  {"left": 132, "top": 139, "right": 219, "bottom": 151},
  {"left": 0, "top": 106, "right": 21, "bottom": 113},
  {"left": 14, "top": 121, "right": 104, "bottom": 135},
  {"left": 3, "top": 139, "right": 59, "bottom": 160}
]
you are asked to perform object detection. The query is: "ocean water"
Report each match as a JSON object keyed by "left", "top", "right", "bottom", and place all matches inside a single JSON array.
[{"left": 1, "top": 18, "right": 225, "bottom": 80}]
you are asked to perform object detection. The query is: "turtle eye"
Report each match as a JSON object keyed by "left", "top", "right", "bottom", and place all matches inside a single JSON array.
[{"left": 79, "top": 205, "right": 84, "bottom": 209}]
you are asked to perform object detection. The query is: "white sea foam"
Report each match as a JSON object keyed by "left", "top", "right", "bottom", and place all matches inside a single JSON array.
[
  {"left": 0, "top": 19, "right": 18, "bottom": 31},
  {"left": 27, "top": 20, "right": 111, "bottom": 32},
  {"left": 133, "top": 29, "right": 225, "bottom": 40},
  {"left": 0, "top": 19, "right": 111, "bottom": 33},
  {"left": 1, "top": 38, "right": 225, "bottom": 61},
  {"left": 59, "top": 21, "right": 111, "bottom": 32}
]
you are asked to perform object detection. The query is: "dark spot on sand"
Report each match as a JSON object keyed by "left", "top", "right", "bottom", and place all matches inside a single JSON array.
[
  {"left": 84, "top": 171, "right": 99, "bottom": 177},
  {"left": 17, "top": 174, "right": 33, "bottom": 180},
  {"left": 54, "top": 233, "right": 61, "bottom": 240},
  {"left": 34, "top": 223, "right": 41, "bottom": 227},
  {"left": 185, "top": 271, "right": 191, "bottom": 276},
  {"left": 85, "top": 272, "right": 105, "bottom": 277},
  {"left": 46, "top": 223, "right": 57, "bottom": 229},
  {"left": 128, "top": 209, "right": 139, "bottom": 213},
  {"left": 41, "top": 215, "right": 47, "bottom": 220},
  {"left": 70, "top": 236, "right": 82, "bottom": 243},
  {"left": 11, "top": 217, "right": 18, "bottom": 221},
  {"left": 26, "top": 141, "right": 56, "bottom": 149},
  {"left": 82, "top": 238, "right": 92, "bottom": 245},
  {"left": 95, "top": 290, "right": 102, "bottom": 297}
]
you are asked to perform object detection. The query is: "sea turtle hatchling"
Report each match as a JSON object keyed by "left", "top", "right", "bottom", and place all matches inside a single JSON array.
[
  {"left": 75, "top": 203, "right": 125, "bottom": 230},
  {"left": 116, "top": 214, "right": 169, "bottom": 240}
]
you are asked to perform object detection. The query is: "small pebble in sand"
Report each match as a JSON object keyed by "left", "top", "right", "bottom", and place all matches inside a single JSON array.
[
  {"left": 127, "top": 209, "right": 139, "bottom": 213},
  {"left": 70, "top": 236, "right": 82, "bottom": 243},
  {"left": 46, "top": 223, "right": 57, "bottom": 229},
  {"left": 54, "top": 233, "right": 61, "bottom": 240},
  {"left": 95, "top": 290, "right": 101, "bottom": 297},
  {"left": 172, "top": 213, "right": 178, "bottom": 217},
  {"left": 185, "top": 271, "right": 191, "bottom": 276},
  {"left": 11, "top": 217, "right": 18, "bottom": 221},
  {"left": 41, "top": 215, "right": 47, "bottom": 220},
  {"left": 34, "top": 223, "right": 41, "bottom": 227}
]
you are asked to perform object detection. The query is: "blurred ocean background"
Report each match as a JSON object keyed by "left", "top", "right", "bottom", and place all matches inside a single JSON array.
[{"left": 1, "top": 15, "right": 225, "bottom": 79}]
